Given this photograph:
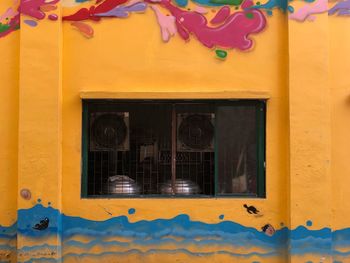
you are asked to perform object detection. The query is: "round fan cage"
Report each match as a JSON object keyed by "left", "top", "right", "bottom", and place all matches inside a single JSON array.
[
  {"left": 178, "top": 114, "right": 214, "bottom": 150},
  {"left": 91, "top": 113, "right": 127, "bottom": 149}
]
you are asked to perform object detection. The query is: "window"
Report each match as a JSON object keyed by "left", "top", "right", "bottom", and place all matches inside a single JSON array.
[{"left": 81, "top": 100, "right": 265, "bottom": 198}]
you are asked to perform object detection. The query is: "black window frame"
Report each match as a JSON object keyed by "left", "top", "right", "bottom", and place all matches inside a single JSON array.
[{"left": 81, "top": 99, "right": 266, "bottom": 198}]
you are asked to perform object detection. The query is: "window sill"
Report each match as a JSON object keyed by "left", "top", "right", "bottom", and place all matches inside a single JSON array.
[
  {"left": 81, "top": 194, "right": 265, "bottom": 199},
  {"left": 79, "top": 91, "right": 271, "bottom": 100}
]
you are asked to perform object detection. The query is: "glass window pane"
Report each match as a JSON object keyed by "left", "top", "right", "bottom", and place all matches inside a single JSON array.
[
  {"left": 87, "top": 103, "right": 172, "bottom": 196},
  {"left": 216, "top": 105, "right": 257, "bottom": 195},
  {"left": 83, "top": 100, "right": 264, "bottom": 198},
  {"left": 173, "top": 103, "right": 215, "bottom": 196}
]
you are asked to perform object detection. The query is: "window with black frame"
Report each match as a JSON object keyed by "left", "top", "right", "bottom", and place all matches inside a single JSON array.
[{"left": 81, "top": 100, "right": 265, "bottom": 198}]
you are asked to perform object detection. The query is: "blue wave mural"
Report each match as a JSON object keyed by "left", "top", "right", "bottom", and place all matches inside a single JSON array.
[{"left": 0, "top": 204, "right": 348, "bottom": 262}]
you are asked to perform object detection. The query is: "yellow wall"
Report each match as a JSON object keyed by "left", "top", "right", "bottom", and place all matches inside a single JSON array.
[
  {"left": 62, "top": 4, "right": 289, "bottom": 225},
  {"left": 1, "top": 0, "right": 350, "bottom": 262},
  {"left": 62, "top": 6, "right": 288, "bottom": 262},
  {"left": 330, "top": 17, "right": 350, "bottom": 230},
  {"left": 16, "top": 1, "right": 63, "bottom": 260},
  {"left": 0, "top": 0, "right": 19, "bottom": 227},
  {"left": 60, "top": 6, "right": 290, "bottom": 261}
]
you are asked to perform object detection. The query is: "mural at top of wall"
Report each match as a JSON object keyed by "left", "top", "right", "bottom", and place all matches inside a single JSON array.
[{"left": 0, "top": 0, "right": 349, "bottom": 59}]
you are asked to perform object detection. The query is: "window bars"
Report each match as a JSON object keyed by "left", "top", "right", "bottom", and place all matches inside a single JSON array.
[{"left": 82, "top": 100, "right": 265, "bottom": 198}]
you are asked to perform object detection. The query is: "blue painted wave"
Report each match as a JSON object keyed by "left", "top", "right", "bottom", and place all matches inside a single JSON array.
[
  {"left": 0, "top": 223, "right": 17, "bottom": 244},
  {"left": 19, "top": 244, "right": 57, "bottom": 253},
  {"left": 0, "top": 204, "right": 348, "bottom": 262},
  {"left": 22, "top": 258, "right": 58, "bottom": 263},
  {"left": 62, "top": 248, "right": 280, "bottom": 260},
  {"left": 0, "top": 244, "right": 15, "bottom": 251}
]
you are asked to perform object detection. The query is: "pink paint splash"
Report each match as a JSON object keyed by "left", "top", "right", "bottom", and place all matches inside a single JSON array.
[
  {"left": 147, "top": 0, "right": 266, "bottom": 51},
  {"left": 150, "top": 5, "right": 177, "bottom": 42},
  {"left": 210, "top": 5, "right": 230, "bottom": 24},
  {"left": 289, "top": 0, "right": 328, "bottom": 21},
  {"left": 21, "top": 0, "right": 60, "bottom": 20},
  {"left": 193, "top": 4, "right": 208, "bottom": 14},
  {"left": 48, "top": 13, "right": 58, "bottom": 20},
  {"left": 0, "top": 7, "right": 18, "bottom": 23}
]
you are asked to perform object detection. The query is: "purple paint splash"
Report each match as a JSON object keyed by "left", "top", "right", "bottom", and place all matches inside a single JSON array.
[
  {"left": 337, "top": 9, "right": 350, "bottom": 15},
  {"left": 329, "top": 0, "right": 350, "bottom": 16},
  {"left": 24, "top": 19, "right": 38, "bottom": 26},
  {"left": 148, "top": 0, "right": 266, "bottom": 51},
  {"left": 95, "top": 2, "right": 147, "bottom": 17}
]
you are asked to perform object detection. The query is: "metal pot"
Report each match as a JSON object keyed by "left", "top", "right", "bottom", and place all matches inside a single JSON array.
[
  {"left": 160, "top": 179, "right": 201, "bottom": 195},
  {"left": 106, "top": 175, "right": 141, "bottom": 195}
]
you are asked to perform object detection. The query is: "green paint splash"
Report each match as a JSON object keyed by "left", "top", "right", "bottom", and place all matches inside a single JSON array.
[
  {"left": 246, "top": 12, "right": 254, "bottom": 19},
  {"left": 0, "top": 23, "right": 10, "bottom": 34},
  {"left": 209, "top": 0, "right": 243, "bottom": 6},
  {"left": 215, "top": 49, "right": 227, "bottom": 59}
]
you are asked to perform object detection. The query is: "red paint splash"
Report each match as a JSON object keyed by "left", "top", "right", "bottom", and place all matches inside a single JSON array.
[{"left": 63, "top": 0, "right": 129, "bottom": 21}]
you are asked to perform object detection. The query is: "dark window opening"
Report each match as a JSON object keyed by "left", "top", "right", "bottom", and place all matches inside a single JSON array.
[{"left": 82, "top": 100, "right": 265, "bottom": 198}]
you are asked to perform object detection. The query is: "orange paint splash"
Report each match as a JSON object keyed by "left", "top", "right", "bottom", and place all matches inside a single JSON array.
[{"left": 71, "top": 21, "right": 94, "bottom": 38}]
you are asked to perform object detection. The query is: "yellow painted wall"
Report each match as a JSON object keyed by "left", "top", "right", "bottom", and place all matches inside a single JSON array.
[
  {"left": 0, "top": 0, "right": 18, "bottom": 227},
  {"left": 16, "top": 1, "right": 63, "bottom": 260},
  {"left": 61, "top": 6, "right": 290, "bottom": 262},
  {"left": 62, "top": 4, "right": 289, "bottom": 225},
  {"left": 1, "top": 0, "right": 350, "bottom": 262},
  {"left": 330, "top": 17, "right": 350, "bottom": 230}
]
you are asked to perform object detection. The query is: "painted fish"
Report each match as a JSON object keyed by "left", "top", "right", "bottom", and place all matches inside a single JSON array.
[{"left": 33, "top": 217, "right": 49, "bottom": 231}]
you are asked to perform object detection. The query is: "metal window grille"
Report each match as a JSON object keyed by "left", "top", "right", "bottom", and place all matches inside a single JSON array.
[{"left": 82, "top": 100, "right": 265, "bottom": 198}]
